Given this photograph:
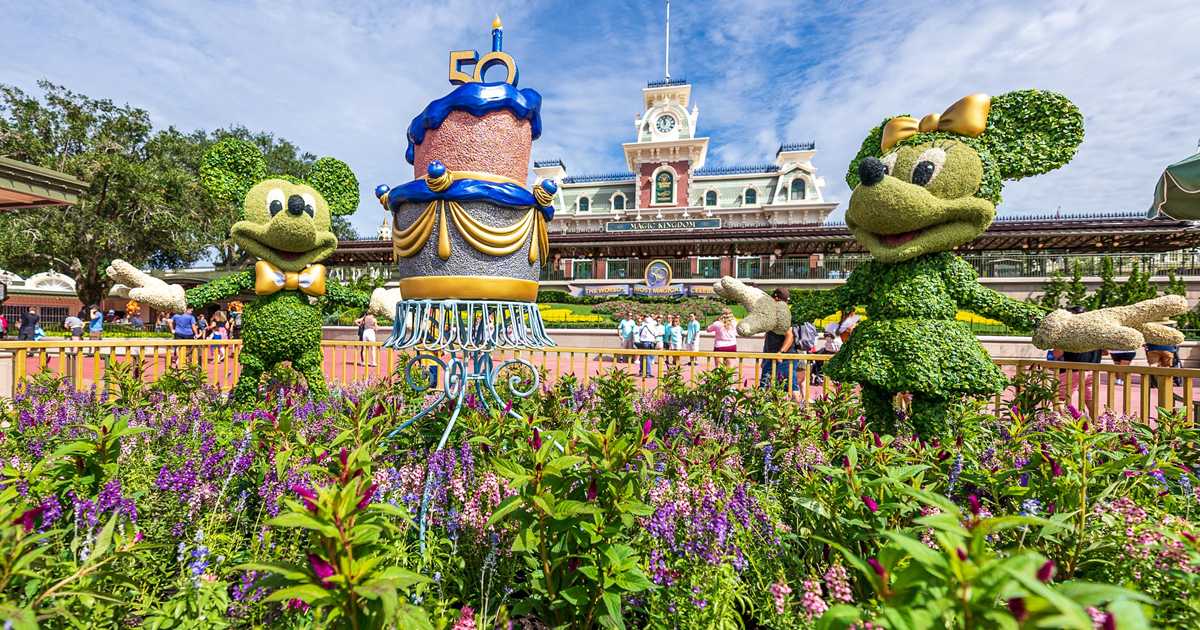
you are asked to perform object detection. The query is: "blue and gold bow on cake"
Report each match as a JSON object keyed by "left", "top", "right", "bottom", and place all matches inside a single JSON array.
[
  {"left": 880, "top": 93, "right": 992, "bottom": 152},
  {"left": 379, "top": 161, "right": 556, "bottom": 266},
  {"left": 254, "top": 260, "right": 327, "bottom": 297}
]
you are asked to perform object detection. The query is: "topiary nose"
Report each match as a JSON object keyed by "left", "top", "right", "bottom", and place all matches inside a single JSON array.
[
  {"left": 287, "top": 194, "right": 306, "bottom": 216},
  {"left": 858, "top": 156, "right": 886, "bottom": 187}
]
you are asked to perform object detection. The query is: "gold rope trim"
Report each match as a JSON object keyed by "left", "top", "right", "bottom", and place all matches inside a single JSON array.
[
  {"left": 399, "top": 276, "right": 539, "bottom": 301},
  {"left": 391, "top": 200, "right": 550, "bottom": 266}
]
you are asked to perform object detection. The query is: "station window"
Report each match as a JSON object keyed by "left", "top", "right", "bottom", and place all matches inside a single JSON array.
[
  {"left": 704, "top": 190, "right": 718, "bottom": 207},
  {"left": 790, "top": 178, "right": 806, "bottom": 200},
  {"left": 577, "top": 197, "right": 590, "bottom": 213},
  {"left": 607, "top": 259, "right": 629, "bottom": 279},
  {"left": 697, "top": 257, "right": 721, "bottom": 279},
  {"left": 612, "top": 193, "right": 626, "bottom": 211},
  {"left": 735, "top": 256, "right": 761, "bottom": 278},
  {"left": 743, "top": 188, "right": 757, "bottom": 205},
  {"left": 572, "top": 260, "right": 594, "bottom": 279}
]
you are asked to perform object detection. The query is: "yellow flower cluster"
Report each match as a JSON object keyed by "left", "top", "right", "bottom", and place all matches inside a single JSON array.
[
  {"left": 537, "top": 305, "right": 607, "bottom": 324},
  {"left": 813, "top": 308, "right": 1000, "bottom": 328}
]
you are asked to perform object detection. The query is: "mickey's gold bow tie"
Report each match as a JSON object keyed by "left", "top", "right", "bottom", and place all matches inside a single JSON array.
[
  {"left": 254, "top": 260, "right": 327, "bottom": 297},
  {"left": 880, "top": 93, "right": 992, "bottom": 152}
]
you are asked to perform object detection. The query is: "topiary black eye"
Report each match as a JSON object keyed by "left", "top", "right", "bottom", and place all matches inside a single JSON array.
[
  {"left": 912, "top": 160, "right": 936, "bottom": 186},
  {"left": 269, "top": 200, "right": 283, "bottom": 216},
  {"left": 304, "top": 204, "right": 314, "bottom": 218}
]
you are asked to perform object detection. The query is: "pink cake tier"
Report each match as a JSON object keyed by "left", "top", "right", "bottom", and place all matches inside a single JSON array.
[{"left": 411, "top": 109, "right": 531, "bottom": 183}]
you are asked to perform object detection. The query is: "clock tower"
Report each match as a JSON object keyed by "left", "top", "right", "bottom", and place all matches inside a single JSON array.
[{"left": 622, "top": 80, "right": 709, "bottom": 210}]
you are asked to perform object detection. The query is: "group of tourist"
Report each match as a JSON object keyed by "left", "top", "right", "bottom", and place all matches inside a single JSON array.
[{"left": 613, "top": 295, "right": 849, "bottom": 385}]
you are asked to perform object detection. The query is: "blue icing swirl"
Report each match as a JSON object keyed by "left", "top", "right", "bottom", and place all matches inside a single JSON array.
[
  {"left": 386, "top": 177, "right": 554, "bottom": 221},
  {"left": 405, "top": 82, "right": 543, "bottom": 165}
]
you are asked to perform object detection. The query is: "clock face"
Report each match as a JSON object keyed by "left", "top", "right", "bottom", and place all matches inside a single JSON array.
[{"left": 655, "top": 115, "right": 676, "bottom": 133}]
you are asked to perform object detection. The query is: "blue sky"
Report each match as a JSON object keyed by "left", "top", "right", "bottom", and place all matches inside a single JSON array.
[{"left": 2, "top": 0, "right": 1199, "bottom": 237}]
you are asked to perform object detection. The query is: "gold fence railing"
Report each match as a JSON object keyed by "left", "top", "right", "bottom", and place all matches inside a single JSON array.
[{"left": 0, "top": 340, "right": 1196, "bottom": 423}]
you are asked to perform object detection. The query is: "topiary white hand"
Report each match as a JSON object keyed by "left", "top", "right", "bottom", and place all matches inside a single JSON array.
[
  {"left": 712, "top": 276, "right": 791, "bottom": 336},
  {"left": 105, "top": 259, "right": 187, "bottom": 312},
  {"left": 369, "top": 287, "right": 403, "bottom": 319},
  {"left": 1032, "top": 295, "right": 1188, "bottom": 352}
]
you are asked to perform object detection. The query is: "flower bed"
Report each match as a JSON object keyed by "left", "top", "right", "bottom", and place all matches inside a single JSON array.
[{"left": 0, "top": 366, "right": 1195, "bottom": 627}]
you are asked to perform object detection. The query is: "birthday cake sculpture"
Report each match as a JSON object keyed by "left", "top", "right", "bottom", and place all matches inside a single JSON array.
[{"left": 378, "top": 17, "right": 555, "bottom": 303}]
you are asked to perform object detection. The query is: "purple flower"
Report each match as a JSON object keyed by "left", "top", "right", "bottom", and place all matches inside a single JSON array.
[
  {"left": 861, "top": 495, "right": 879, "bottom": 513},
  {"left": 1066, "top": 404, "right": 1082, "bottom": 420},
  {"left": 530, "top": 428, "right": 542, "bottom": 451},
  {"left": 12, "top": 505, "right": 45, "bottom": 533},
  {"left": 956, "top": 547, "right": 968, "bottom": 561},
  {"left": 967, "top": 494, "right": 981, "bottom": 516},
  {"left": 641, "top": 418, "right": 653, "bottom": 443},
  {"left": 356, "top": 483, "right": 378, "bottom": 511},
  {"left": 586, "top": 479, "right": 597, "bottom": 502}
]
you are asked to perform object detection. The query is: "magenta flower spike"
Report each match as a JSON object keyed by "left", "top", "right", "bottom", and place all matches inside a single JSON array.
[
  {"left": 356, "top": 483, "right": 378, "bottom": 510},
  {"left": 1037, "top": 559, "right": 1056, "bottom": 582},
  {"left": 291, "top": 484, "right": 318, "bottom": 511},
  {"left": 641, "top": 418, "right": 653, "bottom": 442},
  {"left": 1007, "top": 597, "right": 1028, "bottom": 622},
  {"left": 12, "top": 506, "right": 45, "bottom": 533},
  {"left": 861, "top": 495, "right": 879, "bottom": 513},
  {"left": 867, "top": 557, "right": 887, "bottom": 579},
  {"left": 531, "top": 428, "right": 542, "bottom": 451},
  {"left": 1066, "top": 404, "right": 1082, "bottom": 420},
  {"left": 586, "top": 478, "right": 598, "bottom": 502},
  {"left": 956, "top": 547, "right": 968, "bottom": 561},
  {"left": 308, "top": 553, "right": 336, "bottom": 588}
]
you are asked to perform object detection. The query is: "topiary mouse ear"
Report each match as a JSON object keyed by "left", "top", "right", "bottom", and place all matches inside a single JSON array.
[
  {"left": 200, "top": 137, "right": 267, "bottom": 207},
  {"left": 983, "top": 89, "right": 1084, "bottom": 181},
  {"left": 845, "top": 117, "right": 897, "bottom": 189},
  {"left": 306, "top": 157, "right": 359, "bottom": 216}
]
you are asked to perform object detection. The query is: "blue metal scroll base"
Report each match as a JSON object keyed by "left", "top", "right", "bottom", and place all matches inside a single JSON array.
[{"left": 383, "top": 299, "right": 553, "bottom": 550}]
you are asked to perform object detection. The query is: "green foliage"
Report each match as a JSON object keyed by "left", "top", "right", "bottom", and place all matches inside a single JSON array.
[
  {"left": 1065, "top": 261, "right": 1088, "bottom": 309},
  {"left": 1117, "top": 261, "right": 1157, "bottom": 305},
  {"left": 984, "top": 89, "right": 1085, "bottom": 181},
  {"left": 488, "top": 410, "right": 655, "bottom": 628},
  {"left": 1038, "top": 271, "right": 1068, "bottom": 310},
  {"left": 199, "top": 137, "right": 267, "bottom": 212},
  {"left": 306, "top": 157, "right": 360, "bottom": 217},
  {"left": 1088, "top": 256, "right": 1119, "bottom": 311},
  {"left": 240, "top": 445, "right": 431, "bottom": 628}
]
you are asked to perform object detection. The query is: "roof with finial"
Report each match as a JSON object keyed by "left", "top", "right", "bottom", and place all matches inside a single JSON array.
[{"left": 492, "top": 15, "right": 502, "bottom": 29}]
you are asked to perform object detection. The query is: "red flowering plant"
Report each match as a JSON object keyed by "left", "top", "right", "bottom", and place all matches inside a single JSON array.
[{"left": 239, "top": 444, "right": 431, "bottom": 629}]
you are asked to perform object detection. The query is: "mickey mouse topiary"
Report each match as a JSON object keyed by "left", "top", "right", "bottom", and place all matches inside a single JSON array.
[
  {"left": 717, "top": 90, "right": 1187, "bottom": 437},
  {"left": 108, "top": 137, "right": 401, "bottom": 404}
]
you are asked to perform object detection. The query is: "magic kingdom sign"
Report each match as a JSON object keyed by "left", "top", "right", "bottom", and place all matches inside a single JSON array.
[{"left": 605, "top": 218, "right": 721, "bottom": 232}]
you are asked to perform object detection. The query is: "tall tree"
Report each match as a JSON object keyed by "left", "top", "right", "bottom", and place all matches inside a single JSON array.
[
  {"left": 1064, "top": 260, "right": 1088, "bottom": 309},
  {"left": 1088, "top": 256, "right": 1119, "bottom": 311},
  {"left": 0, "top": 82, "right": 217, "bottom": 305}
]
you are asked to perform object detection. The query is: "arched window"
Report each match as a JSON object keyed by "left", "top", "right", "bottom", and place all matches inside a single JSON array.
[
  {"left": 705, "top": 190, "right": 718, "bottom": 207},
  {"left": 578, "top": 197, "right": 590, "bottom": 213},
  {"left": 790, "top": 178, "right": 806, "bottom": 200},
  {"left": 744, "top": 188, "right": 757, "bottom": 205},
  {"left": 612, "top": 193, "right": 625, "bottom": 211},
  {"left": 653, "top": 169, "right": 674, "bottom": 204}
]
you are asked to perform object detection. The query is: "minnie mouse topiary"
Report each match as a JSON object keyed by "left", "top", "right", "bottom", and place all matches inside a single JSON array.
[
  {"left": 717, "top": 90, "right": 1187, "bottom": 437},
  {"left": 107, "top": 137, "right": 401, "bottom": 404}
]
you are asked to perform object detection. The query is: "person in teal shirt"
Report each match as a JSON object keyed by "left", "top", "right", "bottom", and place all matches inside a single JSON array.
[
  {"left": 617, "top": 312, "right": 636, "bottom": 363},
  {"left": 686, "top": 313, "right": 701, "bottom": 351},
  {"left": 660, "top": 317, "right": 673, "bottom": 353},
  {"left": 88, "top": 306, "right": 104, "bottom": 340}
]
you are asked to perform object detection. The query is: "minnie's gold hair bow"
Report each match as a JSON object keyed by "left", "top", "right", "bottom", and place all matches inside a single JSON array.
[{"left": 880, "top": 93, "right": 992, "bottom": 152}]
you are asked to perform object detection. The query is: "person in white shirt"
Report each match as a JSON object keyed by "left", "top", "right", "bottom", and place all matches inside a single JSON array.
[{"left": 634, "top": 314, "right": 659, "bottom": 377}]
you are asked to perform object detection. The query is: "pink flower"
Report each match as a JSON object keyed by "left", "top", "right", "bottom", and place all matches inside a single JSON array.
[
  {"left": 641, "top": 418, "right": 653, "bottom": 443},
  {"left": 452, "top": 606, "right": 476, "bottom": 630},
  {"left": 861, "top": 495, "right": 879, "bottom": 513},
  {"left": 530, "top": 428, "right": 542, "bottom": 451},
  {"left": 800, "top": 579, "right": 827, "bottom": 620},
  {"left": 967, "top": 494, "right": 981, "bottom": 516},
  {"left": 769, "top": 581, "right": 792, "bottom": 615},
  {"left": 308, "top": 553, "right": 336, "bottom": 588},
  {"left": 1037, "top": 559, "right": 1055, "bottom": 582},
  {"left": 291, "top": 485, "right": 318, "bottom": 511},
  {"left": 824, "top": 564, "right": 853, "bottom": 603},
  {"left": 1066, "top": 404, "right": 1082, "bottom": 420},
  {"left": 586, "top": 478, "right": 598, "bottom": 502}
]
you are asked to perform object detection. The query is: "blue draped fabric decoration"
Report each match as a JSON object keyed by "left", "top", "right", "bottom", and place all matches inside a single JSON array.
[
  {"left": 405, "top": 82, "right": 543, "bottom": 164},
  {"left": 385, "top": 177, "right": 556, "bottom": 221}
]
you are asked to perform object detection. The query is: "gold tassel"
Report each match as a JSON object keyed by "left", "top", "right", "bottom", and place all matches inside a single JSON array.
[{"left": 437, "top": 201, "right": 452, "bottom": 260}]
